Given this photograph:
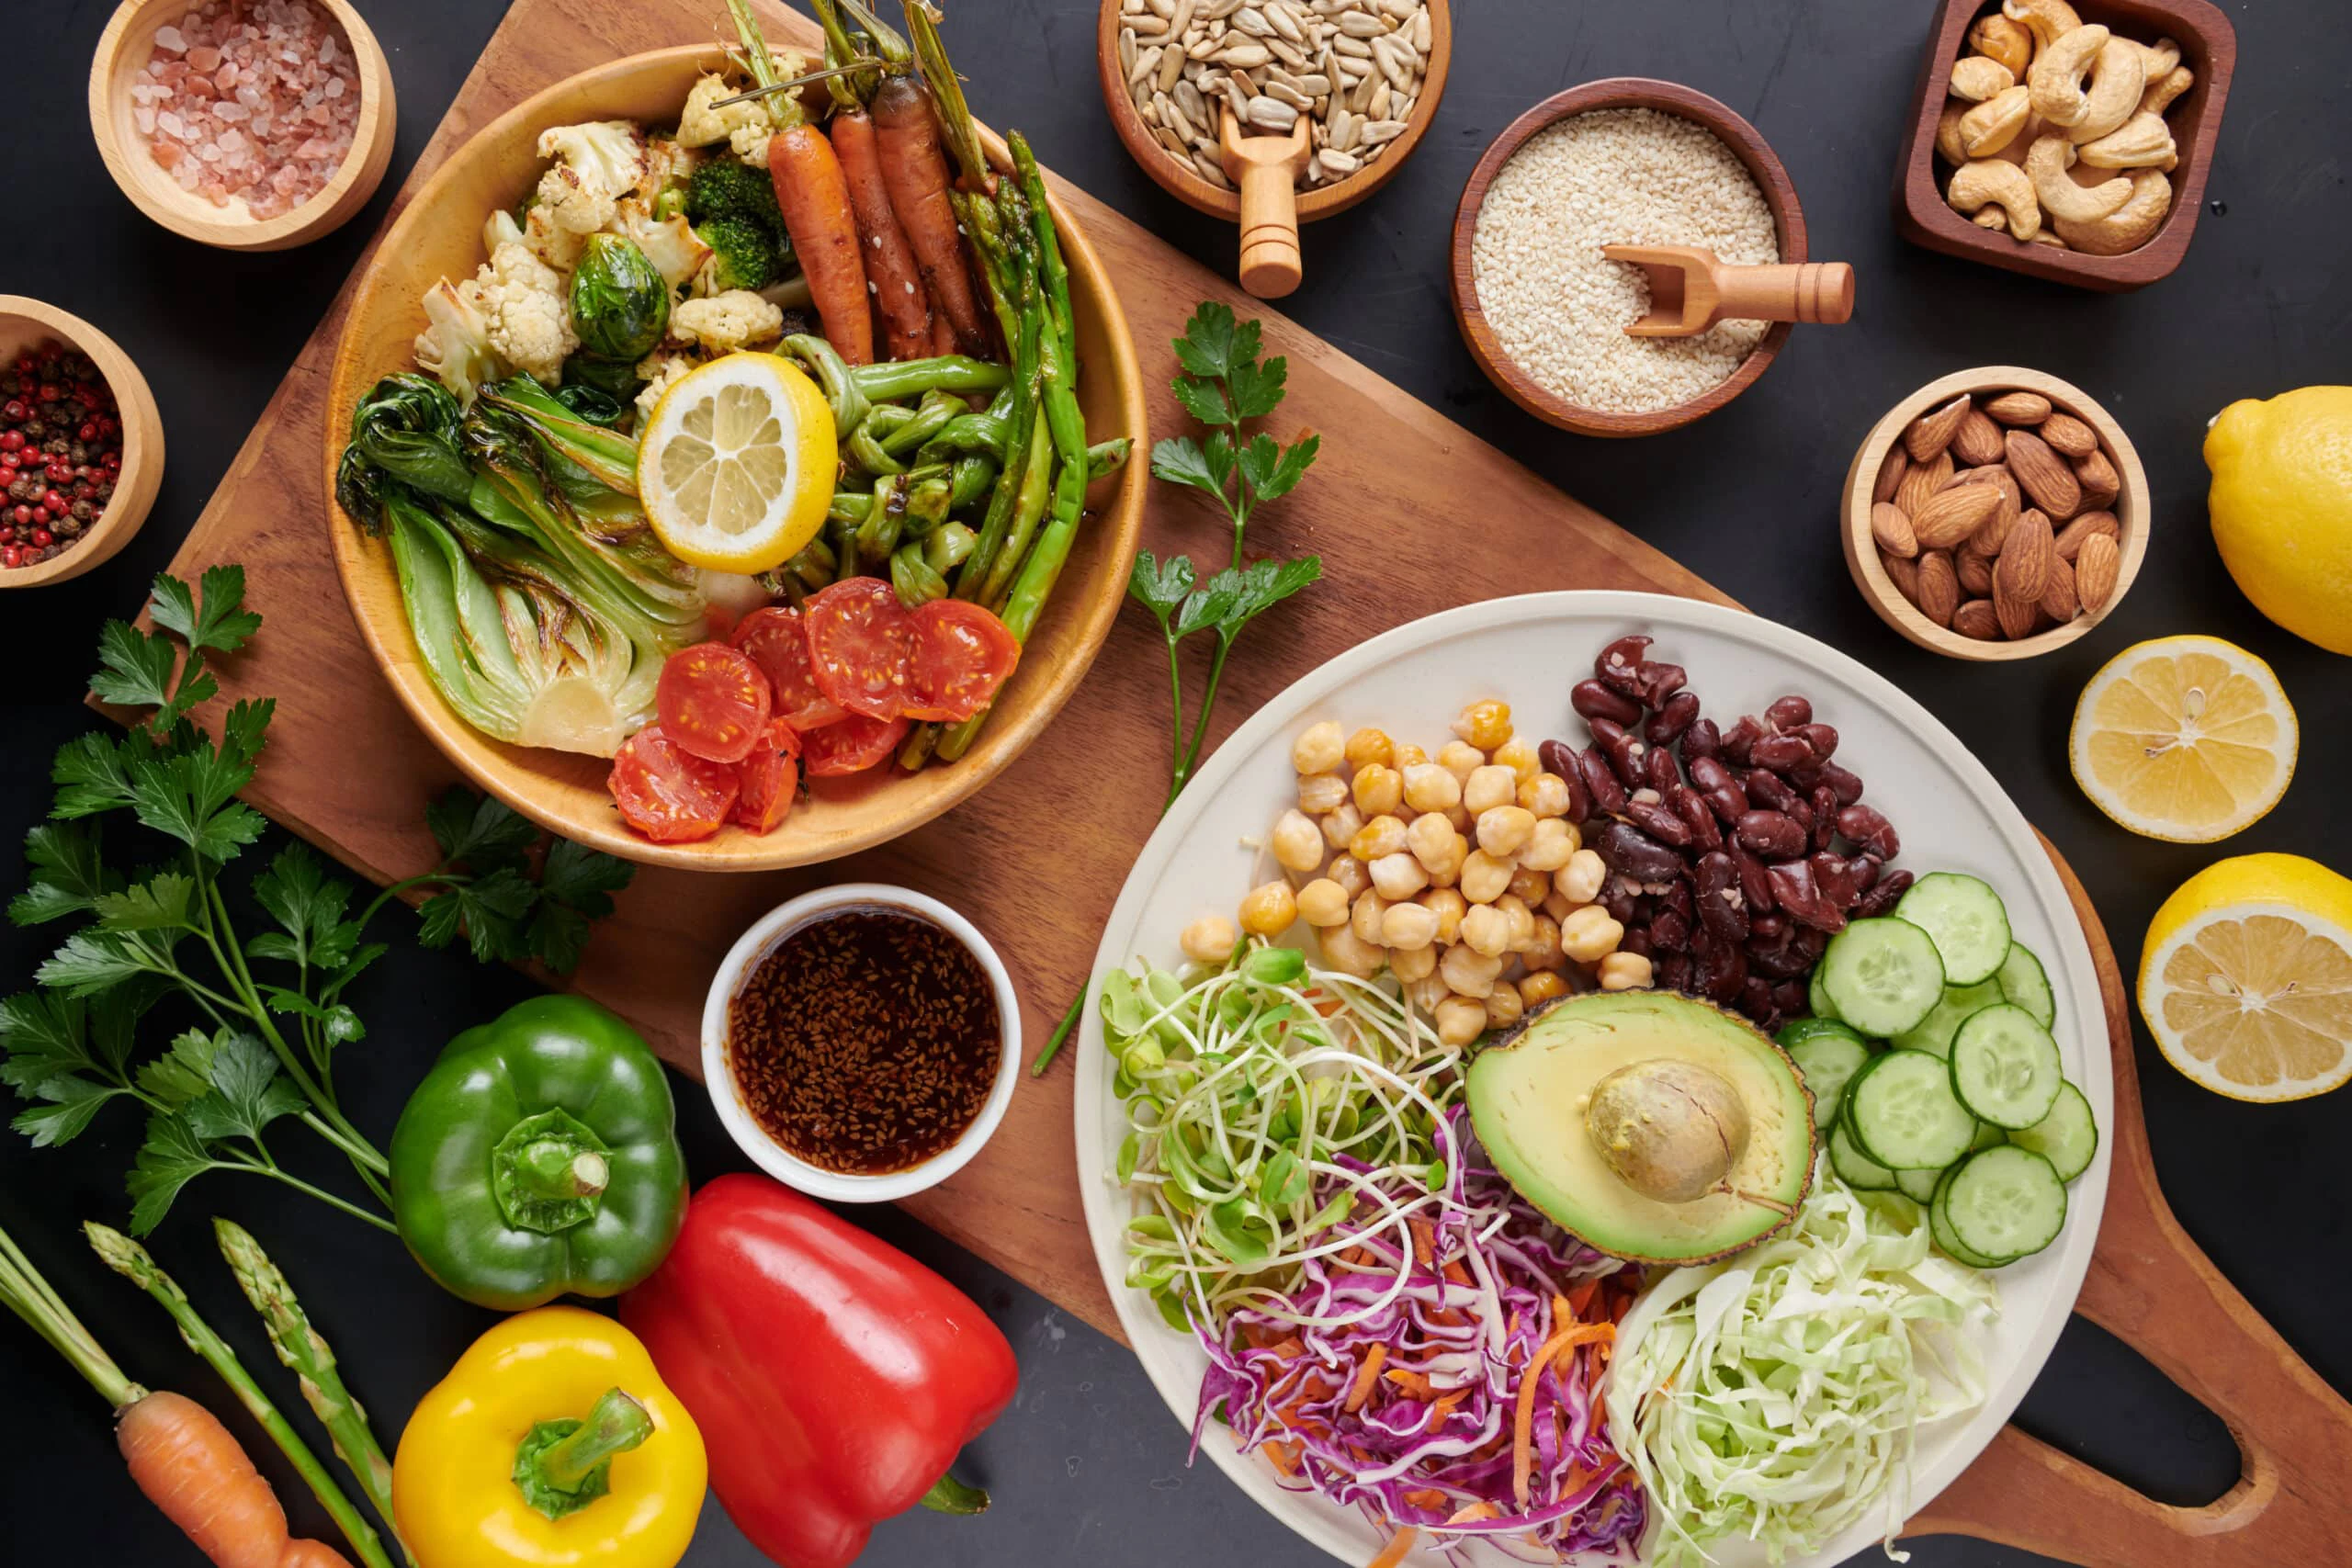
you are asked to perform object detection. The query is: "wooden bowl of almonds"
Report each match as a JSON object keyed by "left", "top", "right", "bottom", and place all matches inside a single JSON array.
[{"left": 1841, "top": 366, "right": 2150, "bottom": 660}]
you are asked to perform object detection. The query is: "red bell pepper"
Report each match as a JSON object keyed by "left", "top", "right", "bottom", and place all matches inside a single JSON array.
[{"left": 619, "top": 1173, "right": 1019, "bottom": 1568}]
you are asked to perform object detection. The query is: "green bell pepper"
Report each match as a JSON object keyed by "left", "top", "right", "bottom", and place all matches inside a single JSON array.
[{"left": 390, "top": 996, "right": 688, "bottom": 1311}]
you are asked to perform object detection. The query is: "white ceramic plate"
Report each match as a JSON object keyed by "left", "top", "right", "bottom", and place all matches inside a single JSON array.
[{"left": 1074, "top": 592, "right": 2111, "bottom": 1567}]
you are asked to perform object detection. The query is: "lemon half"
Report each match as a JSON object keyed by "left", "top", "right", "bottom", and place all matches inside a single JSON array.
[
  {"left": 2205, "top": 387, "right": 2352, "bottom": 656},
  {"left": 638, "top": 353, "right": 834, "bottom": 574},
  {"left": 2069, "top": 635, "right": 2297, "bottom": 843},
  {"left": 2139, "top": 854, "right": 2352, "bottom": 1102}
]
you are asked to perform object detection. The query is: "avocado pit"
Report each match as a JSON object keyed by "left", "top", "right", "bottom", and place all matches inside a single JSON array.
[{"left": 1586, "top": 1057, "right": 1752, "bottom": 1203}]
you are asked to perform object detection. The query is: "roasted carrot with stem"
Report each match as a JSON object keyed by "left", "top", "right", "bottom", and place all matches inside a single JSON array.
[
  {"left": 832, "top": 109, "right": 935, "bottom": 360},
  {"left": 877, "top": 6, "right": 990, "bottom": 354}
]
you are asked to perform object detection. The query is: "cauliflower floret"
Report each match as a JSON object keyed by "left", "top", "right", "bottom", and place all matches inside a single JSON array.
[
  {"left": 475, "top": 241, "right": 580, "bottom": 386},
  {"left": 675, "top": 56, "right": 808, "bottom": 165},
  {"left": 610, "top": 196, "right": 713, "bottom": 290},
  {"left": 639, "top": 137, "right": 702, "bottom": 204},
  {"left": 668, "top": 290, "right": 785, "bottom": 354},
  {"left": 414, "top": 277, "right": 503, "bottom": 406},
  {"left": 532, "top": 119, "right": 650, "bottom": 239},
  {"left": 634, "top": 352, "right": 696, "bottom": 423}
]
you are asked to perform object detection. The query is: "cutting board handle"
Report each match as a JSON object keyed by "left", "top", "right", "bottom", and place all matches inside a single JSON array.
[{"left": 1912, "top": 837, "right": 2352, "bottom": 1564}]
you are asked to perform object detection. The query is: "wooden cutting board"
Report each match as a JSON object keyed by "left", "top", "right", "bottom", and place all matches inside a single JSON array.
[{"left": 154, "top": 0, "right": 2349, "bottom": 1560}]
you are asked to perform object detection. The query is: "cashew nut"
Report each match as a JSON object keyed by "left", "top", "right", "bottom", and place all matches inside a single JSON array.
[
  {"left": 2029, "top": 24, "right": 2113, "bottom": 128},
  {"left": 2030, "top": 230, "right": 2070, "bottom": 249},
  {"left": 1947, "top": 158, "right": 2041, "bottom": 241},
  {"left": 1960, "top": 86, "right": 2033, "bottom": 158},
  {"left": 1950, "top": 55, "right": 2016, "bottom": 102},
  {"left": 1994, "top": 109, "right": 2047, "bottom": 167},
  {"left": 2138, "top": 37, "right": 2182, "bottom": 84},
  {"left": 1968, "top": 14, "right": 2034, "bottom": 76},
  {"left": 1973, "top": 208, "right": 2009, "bottom": 231},
  {"left": 2052, "top": 168, "right": 2172, "bottom": 255},
  {"left": 2003, "top": 0, "right": 2083, "bottom": 53},
  {"left": 2079, "top": 111, "right": 2177, "bottom": 169},
  {"left": 2026, "top": 135, "right": 2134, "bottom": 223},
  {"left": 2141, "top": 64, "right": 2195, "bottom": 118},
  {"left": 2070, "top": 39, "right": 2147, "bottom": 141},
  {"left": 1936, "top": 102, "right": 1971, "bottom": 165}
]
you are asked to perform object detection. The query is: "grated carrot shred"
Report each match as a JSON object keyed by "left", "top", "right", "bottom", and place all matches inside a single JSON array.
[
  {"left": 1383, "top": 1367, "right": 1438, "bottom": 1399},
  {"left": 1344, "top": 1344, "right": 1388, "bottom": 1413},
  {"left": 1443, "top": 1502, "right": 1501, "bottom": 1526},
  {"left": 1408, "top": 1219, "right": 1436, "bottom": 1269},
  {"left": 1402, "top": 1487, "right": 1450, "bottom": 1510},
  {"left": 1511, "top": 1318, "right": 1616, "bottom": 1506},
  {"left": 1365, "top": 1527, "right": 1417, "bottom": 1568}
]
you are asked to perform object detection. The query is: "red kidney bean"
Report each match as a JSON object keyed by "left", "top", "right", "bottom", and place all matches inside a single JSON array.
[
  {"left": 1851, "top": 853, "right": 1883, "bottom": 894},
  {"left": 1794, "top": 927, "right": 1832, "bottom": 965},
  {"left": 1786, "top": 795, "right": 1815, "bottom": 834},
  {"left": 1660, "top": 879, "right": 1695, "bottom": 920},
  {"left": 1794, "top": 722, "right": 1839, "bottom": 761},
  {"left": 1645, "top": 691, "right": 1700, "bottom": 746},
  {"left": 1650, "top": 906, "right": 1691, "bottom": 952},
  {"left": 1746, "top": 768, "right": 1800, "bottom": 814},
  {"left": 1749, "top": 928, "right": 1817, "bottom": 976},
  {"left": 1688, "top": 755, "right": 1733, "bottom": 795},
  {"left": 1680, "top": 716, "right": 1722, "bottom": 762},
  {"left": 1836, "top": 804, "right": 1900, "bottom": 860},
  {"left": 1596, "top": 820, "right": 1689, "bottom": 884},
  {"left": 1751, "top": 733, "right": 1814, "bottom": 772},
  {"left": 1601, "top": 880, "right": 1640, "bottom": 924},
  {"left": 1634, "top": 660, "right": 1688, "bottom": 708},
  {"left": 1625, "top": 798, "right": 1694, "bottom": 848},
  {"left": 1703, "top": 785, "right": 1748, "bottom": 827},
  {"left": 1699, "top": 942, "right": 1749, "bottom": 1005},
  {"left": 1810, "top": 851, "right": 1863, "bottom": 910},
  {"left": 1748, "top": 910, "right": 1787, "bottom": 941},
  {"left": 1770, "top": 980, "right": 1810, "bottom": 1019},
  {"left": 1817, "top": 760, "right": 1865, "bottom": 807},
  {"left": 1854, "top": 868, "right": 1916, "bottom": 919},
  {"left": 1587, "top": 716, "right": 1627, "bottom": 748},
  {"left": 1577, "top": 747, "right": 1627, "bottom": 816},
  {"left": 1655, "top": 952, "right": 1693, "bottom": 994},
  {"left": 1539, "top": 739, "right": 1595, "bottom": 823},
  {"left": 1811, "top": 785, "right": 1839, "bottom": 852},
  {"left": 1643, "top": 743, "right": 1680, "bottom": 795},
  {"left": 1740, "top": 975, "right": 1779, "bottom": 1021},
  {"left": 1720, "top": 715, "right": 1763, "bottom": 765},
  {"left": 1596, "top": 636, "right": 1652, "bottom": 700},
  {"left": 1674, "top": 784, "right": 1723, "bottom": 851},
  {"left": 1695, "top": 852, "right": 1749, "bottom": 943},
  {"left": 1736, "top": 810, "right": 1805, "bottom": 859},
  {"left": 1571, "top": 679, "right": 1643, "bottom": 727},
  {"left": 1767, "top": 858, "right": 1846, "bottom": 933},
  {"left": 1620, "top": 926, "right": 1654, "bottom": 958},
  {"left": 1735, "top": 847, "right": 1775, "bottom": 912},
  {"left": 1764, "top": 694, "right": 1813, "bottom": 731}
]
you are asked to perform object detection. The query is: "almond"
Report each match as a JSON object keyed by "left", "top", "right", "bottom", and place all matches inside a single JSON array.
[
  {"left": 2040, "top": 554, "right": 2080, "bottom": 624},
  {"left": 1984, "top": 390, "right": 2052, "bottom": 425},
  {"left": 1872, "top": 446, "right": 1909, "bottom": 505},
  {"left": 1951, "top": 409, "right": 2007, "bottom": 467},
  {"left": 1881, "top": 547, "right": 1922, "bottom": 603},
  {"left": 1995, "top": 589, "right": 2041, "bottom": 640},
  {"left": 1953, "top": 599, "right": 2002, "bottom": 640},
  {"left": 2054, "top": 509, "right": 2119, "bottom": 561},
  {"left": 2005, "top": 428, "right": 2082, "bottom": 521},
  {"left": 2075, "top": 447, "right": 2120, "bottom": 506},
  {"left": 1956, "top": 547, "right": 1996, "bottom": 597},
  {"left": 1916, "top": 549, "right": 1960, "bottom": 627},
  {"left": 1962, "top": 468, "right": 2020, "bottom": 554},
  {"left": 1871, "top": 501, "right": 1919, "bottom": 558},
  {"left": 1910, "top": 482, "right": 2003, "bottom": 550},
  {"left": 1905, "top": 394, "right": 1973, "bottom": 463},
  {"left": 1995, "top": 505, "right": 2055, "bottom": 606},
  {"left": 1894, "top": 451, "right": 1955, "bottom": 519},
  {"left": 2075, "top": 530, "right": 2120, "bottom": 612},
  {"left": 2040, "top": 412, "right": 2098, "bottom": 457}
]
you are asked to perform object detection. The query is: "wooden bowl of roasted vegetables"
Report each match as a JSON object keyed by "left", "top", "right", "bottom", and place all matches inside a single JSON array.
[{"left": 322, "top": 11, "right": 1147, "bottom": 871}]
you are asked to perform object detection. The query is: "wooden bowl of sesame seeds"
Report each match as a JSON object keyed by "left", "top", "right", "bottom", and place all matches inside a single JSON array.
[{"left": 1450, "top": 79, "right": 1809, "bottom": 438}]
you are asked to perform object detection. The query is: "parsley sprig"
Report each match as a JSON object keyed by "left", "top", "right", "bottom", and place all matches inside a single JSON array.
[{"left": 1, "top": 567, "right": 634, "bottom": 1235}]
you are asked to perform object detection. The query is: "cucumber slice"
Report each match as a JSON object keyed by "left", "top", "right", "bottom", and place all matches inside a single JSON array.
[
  {"left": 1894, "top": 873, "right": 2011, "bottom": 986},
  {"left": 1929, "top": 1167, "right": 2007, "bottom": 1269},
  {"left": 2007, "top": 1079, "right": 2098, "bottom": 1182},
  {"left": 1894, "top": 1165, "right": 1943, "bottom": 1204},
  {"left": 1829, "top": 1120, "right": 1898, "bottom": 1191},
  {"left": 1996, "top": 942, "right": 2056, "bottom": 1028},
  {"left": 1846, "top": 1048, "right": 1978, "bottom": 1169},
  {"left": 1971, "top": 1120, "right": 2010, "bottom": 1153},
  {"left": 1779, "top": 1016, "right": 1868, "bottom": 1052},
  {"left": 1819, "top": 918, "right": 1946, "bottom": 1037},
  {"left": 1941, "top": 1145, "right": 2067, "bottom": 1263},
  {"left": 1891, "top": 977, "right": 2005, "bottom": 1058},
  {"left": 1783, "top": 1028, "right": 1872, "bottom": 1131},
  {"left": 1808, "top": 964, "right": 1837, "bottom": 1022},
  {"left": 1950, "top": 1003, "right": 2064, "bottom": 1129}
]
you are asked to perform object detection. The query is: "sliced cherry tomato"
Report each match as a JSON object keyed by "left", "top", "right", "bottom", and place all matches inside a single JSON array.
[
  {"left": 656, "top": 642, "right": 773, "bottom": 763},
  {"left": 733, "top": 718, "right": 802, "bottom": 834},
  {"left": 802, "top": 712, "right": 910, "bottom": 776},
  {"left": 731, "top": 605, "right": 847, "bottom": 731},
  {"left": 609, "top": 725, "right": 741, "bottom": 843},
  {"left": 902, "top": 599, "right": 1022, "bottom": 722},
  {"left": 804, "top": 577, "right": 917, "bottom": 720}
]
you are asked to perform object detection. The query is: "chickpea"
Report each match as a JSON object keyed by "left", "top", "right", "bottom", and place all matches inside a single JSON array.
[
  {"left": 1439, "top": 942, "right": 1503, "bottom": 998},
  {"left": 1599, "top": 951, "right": 1656, "bottom": 992},
  {"left": 1520, "top": 970, "right": 1569, "bottom": 1008},
  {"left": 1443, "top": 803, "right": 1475, "bottom": 834},
  {"left": 1292, "top": 720, "right": 1344, "bottom": 775},
  {"left": 1298, "top": 771, "right": 1349, "bottom": 815},
  {"left": 1401, "top": 762, "right": 1463, "bottom": 814},
  {"left": 1521, "top": 913, "right": 1564, "bottom": 965},
  {"left": 1461, "top": 848, "right": 1516, "bottom": 905},
  {"left": 1556, "top": 848, "right": 1608, "bottom": 907},
  {"left": 1519, "top": 818, "right": 1578, "bottom": 873},
  {"left": 1476, "top": 805, "right": 1537, "bottom": 857},
  {"left": 1380, "top": 901, "right": 1440, "bottom": 952},
  {"left": 1369, "top": 852, "right": 1430, "bottom": 901},
  {"left": 1507, "top": 863, "right": 1553, "bottom": 906},
  {"left": 1390, "top": 941, "right": 1438, "bottom": 983},
  {"left": 1344, "top": 728, "right": 1395, "bottom": 770},
  {"left": 1351, "top": 763, "right": 1404, "bottom": 818},
  {"left": 1437, "top": 740, "right": 1486, "bottom": 784},
  {"left": 1349, "top": 814, "right": 1408, "bottom": 863},
  {"left": 1328, "top": 853, "right": 1369, "bottom": 897},
  {"left": 1484, "top": 984, "right": 1525, "bottom": 1030},
  {"left": 1393, "top": 741, "right": 1430, "bottom": 770},
  {"left": 1239, "top": 880, "right": 1298, "bottom": 936},
  {"left": 1296, "top": 878, "right": 1351, "bottom": 927},
  {"left": 1320, "top": 801, "right": 1366, "bottom": 852},
  {"left": 1406, "top": 810, "right": 1457, "bottom": 872},
  {"left": 1181, "top": 914, "right": 1238, "bottom": 964},
  {"left": 1318, "top": 921, "right": 1385, "bottom": 979},
  {"left": 1459, "top": 903, "right": 1512, "bottom": 957},
  {"left": 1559, "top": 905, "right": 1625, "bottom": 964},
  {"left": 1453, "top": 699, "right": 1513, "bottom": 751},
  {"left": 1493, "top": 736, "right": 1541, "bottom": 784},
  {"left": 1351, "top": 888, "right": 1389, "bottom": 946},
  {"left": 1494, "top": 893, "right": 1536, "bottom": 951},
  {"left": 1419, "top": 887, "right": 1467, "bottom": 944},
  {"left": 1270, "top": 809, "right": 1324, "bottom": 874},
  {"left": 1434, "top": 997, "right": 1488, "bottom": 1047},
  {"left": 1405, "top": 970, "right": 1452, "bottom": 1016},
  {"left": 1518, "top": 773, "right": 1576, "bottom": 819},
  {"left": 1543, "top": 889, "right": 1575, "bottom": 925},
  {"left": 1463, "top": 764, "right": 1519, "bottom": 816}
]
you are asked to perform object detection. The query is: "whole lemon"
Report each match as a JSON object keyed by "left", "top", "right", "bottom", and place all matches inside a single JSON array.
[{"left": 2204, "top": 386, "right": 2352, "bottom": 655}]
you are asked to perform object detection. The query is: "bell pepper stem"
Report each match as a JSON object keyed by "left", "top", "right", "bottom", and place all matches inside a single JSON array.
[
  {"left": 534, "top": 1389, "right": 653, "bottom": 1493},
  {"left": 512, "top": 1141, "right": 610, "bottom": 1202},
  {"left": 919, "top": 1469, "right": 991, "bottom": 1516}
]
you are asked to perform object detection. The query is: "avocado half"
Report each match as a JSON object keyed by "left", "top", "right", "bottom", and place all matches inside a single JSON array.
[{"left": 1466, "top": 990, "right": 1816, "bottom": 1266}]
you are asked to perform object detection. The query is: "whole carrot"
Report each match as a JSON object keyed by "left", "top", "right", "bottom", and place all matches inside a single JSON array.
[
  {"left": 873, "top": 72, "right": 989, "bottom": 356},
  {"left": 769, "top": 125, "right": 876, "bottom": 365},
  {"left": 831, "top": 109, "right": 934, "bottom": 361}
]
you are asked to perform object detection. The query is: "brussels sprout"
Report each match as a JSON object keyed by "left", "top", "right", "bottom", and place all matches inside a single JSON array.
[{"left": 569, "top": 232, "right": 671, "bottom": 363}]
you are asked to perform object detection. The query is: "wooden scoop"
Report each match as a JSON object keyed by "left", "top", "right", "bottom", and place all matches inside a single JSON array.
[
  {"left": 1220, "top": 107, "right": 1311, "bottom": 300},
  {"left": 1601, "top": 244, "right": 1854, "bottom": 338}
]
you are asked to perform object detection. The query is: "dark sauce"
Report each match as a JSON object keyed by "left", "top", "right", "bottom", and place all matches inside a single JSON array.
[{"left": 727, "top": 905, "right": 1001, "bottom": 1175}]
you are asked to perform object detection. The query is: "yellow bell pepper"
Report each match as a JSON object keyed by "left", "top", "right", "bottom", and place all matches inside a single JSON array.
[{"left": 393, "top": 1306, "right": 706, "bottom": 1568}]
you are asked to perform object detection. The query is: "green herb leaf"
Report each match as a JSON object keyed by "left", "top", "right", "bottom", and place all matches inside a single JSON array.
[
  {"left": 1171, "top": 300, "right": 1257, "bottom": 382},
  {"left": 536, "top": 836, "right": 633, "bottom": 916},
  {"left": 9, "top": 823, "right": 119, "bottom": 926},
  {"left": 1242, "top": 432, "right": 1320, "bottom": 505},
  {"left": 218, "top": 698, "right": 275, "bottom": 768},
  {"left": 36, "top": 931, "right": 177, "bottom": 998},
  {"left": 88, "top": 621, "right": 178, "bottom": 712},
  {"left": 1225, "top": 353, "right": 1288, "bottom": 423},
  {"left": 136, "top": 1028, "right": 222, "bottom": 1107},
  {"left": 0, "top": 992, "right": 91, "bottom": 1091},
  {"left": 1171, "top": 374, "right": 1233, "bottom": 430},
  {"left": 1125, "top": 549, "right": 1198, "bottom": 628},
  {"left": 1173, "top": 570, "right": 1247, "bottom": 639},
  {"left": 425, "top": 787, "right": 540, "bottom": 870},
  {"left": 259, "top": 988, "right": 366, "bottom": 1047},
  {"left": 128, "top": 748, "right": 265, "bottom": 863},
  {"left": 1220, "top": 555, "right": 1322, "bottom": 637},
  {"left": 418, "top": 867, "right": 537, "bottom": 964},
  {"left": 128, "top": 1111, "right": 225, "bottom": 1235},
  {"left": 1148, "top": 435, "right": 1221, "bottom": 496},
  {"left": 51, "top": 734, "right": 137, "bottom": 820},
  {"left": 526, "top": 903, "right": 593, "bottom": 976},
  {"left": 93, "top": 873, "right": 198, "bottom": 933},
  {"left": 11, "top": 1076, "right": 120, "bottom": 1148},
  {"left": 250, "top": 844, "right": 355, "bottom": 972},
  {"left": 149, "top": 566, "right": 261, "bottom": 657},
  {"left": 180, "top": 1032, "right": 305, "bottom": 1145},
  {"left": 317, "top": 942, "right": 388, "bottom": 1003}
]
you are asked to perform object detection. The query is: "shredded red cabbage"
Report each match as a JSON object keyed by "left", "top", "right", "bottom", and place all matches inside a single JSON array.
[{"left": 1189, "top": 1109, "right": 1648, "bottom": 1562}]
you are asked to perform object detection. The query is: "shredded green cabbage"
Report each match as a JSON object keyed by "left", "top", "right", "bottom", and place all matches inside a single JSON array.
[{"left": 1604, "top": 1167, "right": 1999, "bottom": 1567}]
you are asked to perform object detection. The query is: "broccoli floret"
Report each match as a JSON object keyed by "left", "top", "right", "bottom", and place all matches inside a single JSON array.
[
  {"left": 695, "top": 217, "right": 782, "bottom": 293},
  {"left": 686, "top": 160, "right": 783, "bottom": 236}
]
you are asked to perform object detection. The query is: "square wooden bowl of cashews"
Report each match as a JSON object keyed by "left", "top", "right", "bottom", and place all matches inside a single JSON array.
[{"left": 1893, "top": 0, "right": 2235, "bottom": 289}]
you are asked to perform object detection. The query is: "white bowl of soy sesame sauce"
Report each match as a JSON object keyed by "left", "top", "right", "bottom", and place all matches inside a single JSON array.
[{"left": 701, "top": 885, "right": 1022, "bottom": 1203}]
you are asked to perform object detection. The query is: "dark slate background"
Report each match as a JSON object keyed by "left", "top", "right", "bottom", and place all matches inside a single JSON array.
[{"left": 5, "top": 2, "right": 2346, "bottom": 1565}]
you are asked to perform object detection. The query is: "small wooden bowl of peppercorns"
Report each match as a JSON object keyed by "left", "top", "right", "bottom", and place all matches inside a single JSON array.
[{"left": 0, "top": 297, "right": 163, "bottom": 587}]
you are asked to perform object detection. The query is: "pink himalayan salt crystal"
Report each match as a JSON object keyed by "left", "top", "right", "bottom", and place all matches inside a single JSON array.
[{"left": 133, "top": 0, "right": 360, "bottom": 216}]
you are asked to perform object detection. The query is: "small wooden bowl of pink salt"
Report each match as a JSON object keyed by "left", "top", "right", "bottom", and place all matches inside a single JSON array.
[{"left": 89, "top": 0, "right": 394, "bottom": 251}]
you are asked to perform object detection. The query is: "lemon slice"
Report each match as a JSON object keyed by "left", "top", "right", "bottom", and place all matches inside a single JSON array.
[
  {"left": 2139, "top": 853, "right": 2352, "bottom": 1102},
  {"left": 637, "top": 353, "right": 835, "bottom": 573},
  {"left": 2068, "top": 635, "right": 2297, "bottom": 842}
]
